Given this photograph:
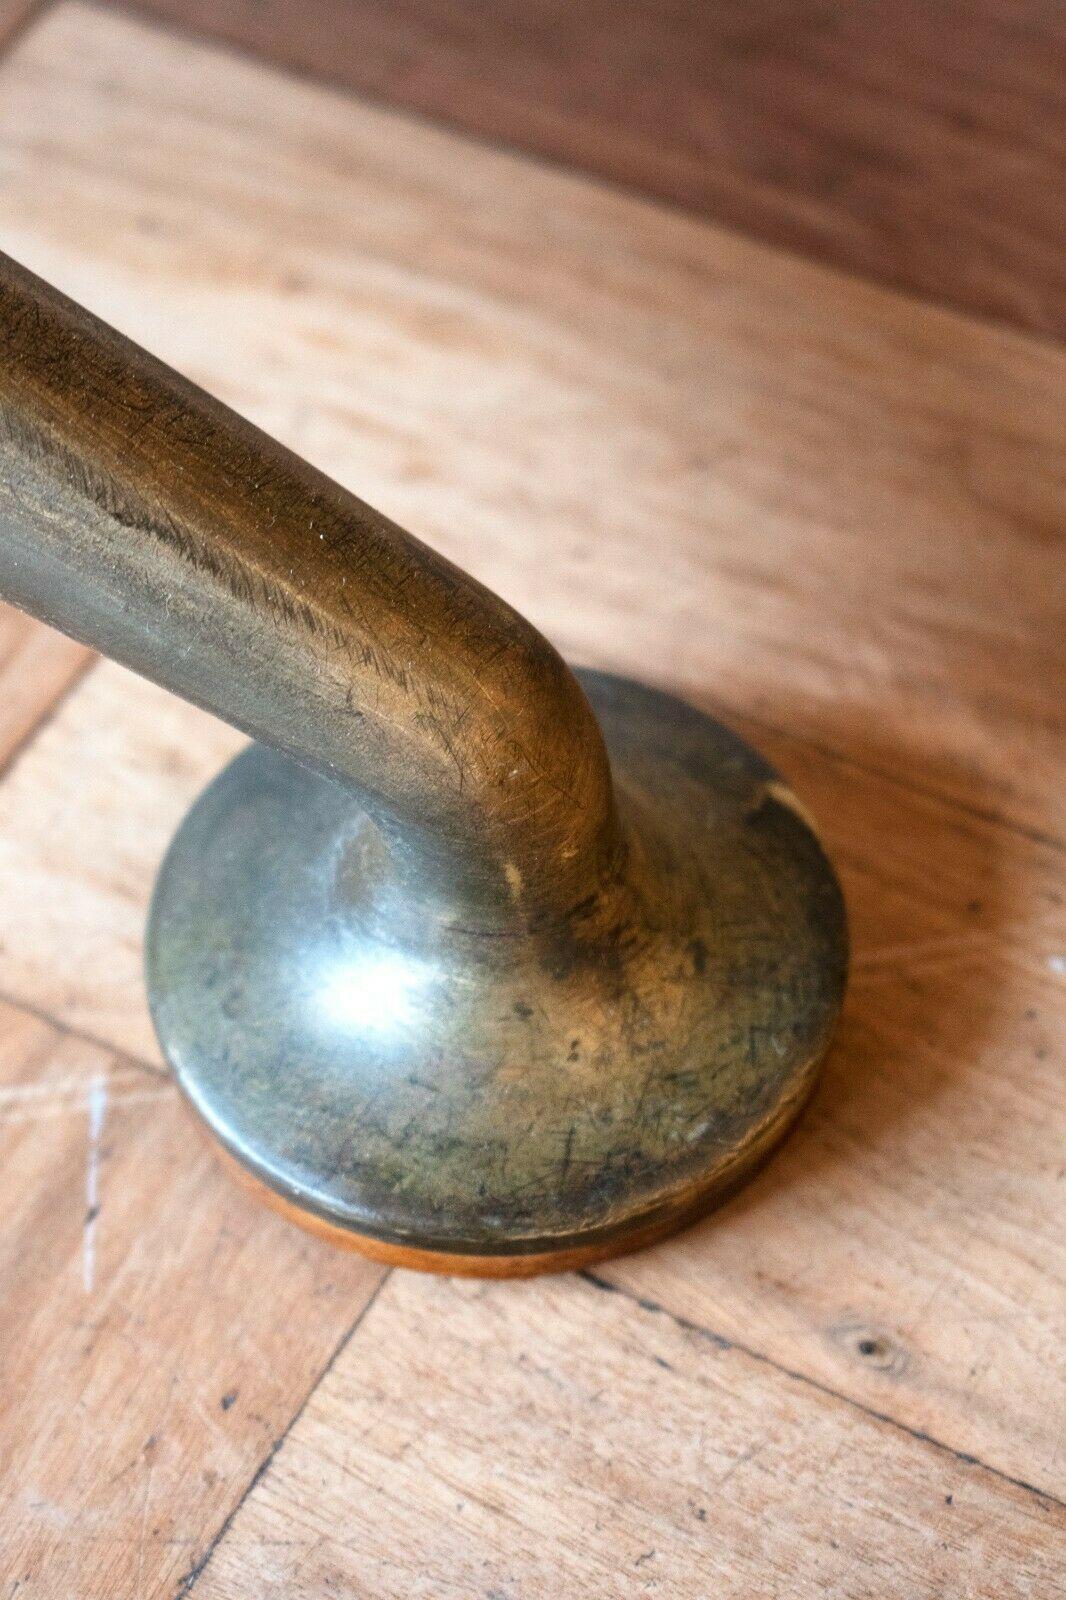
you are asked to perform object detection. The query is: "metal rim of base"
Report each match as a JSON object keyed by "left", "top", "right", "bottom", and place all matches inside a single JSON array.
[{"left": 192, "top": 1054, "right": 826, "bottom": 1276}]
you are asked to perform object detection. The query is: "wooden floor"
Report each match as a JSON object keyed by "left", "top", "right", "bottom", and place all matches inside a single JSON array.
[
  {"left": 0, "top": 4, "right": 1063, "bottom": 1595},
  {"left": 127, "top": 0, "right": 1066, "bottom": 340}
]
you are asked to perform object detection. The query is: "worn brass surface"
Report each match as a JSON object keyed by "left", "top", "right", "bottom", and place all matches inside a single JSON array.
[{"left": 0, "top": 252, "right": 847, "bottom": 1272}]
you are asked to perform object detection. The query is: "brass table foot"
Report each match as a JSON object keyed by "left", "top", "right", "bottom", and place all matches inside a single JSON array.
[
  {"left": 0, "top": 254, "right": 847, "bottom": 1275},
  {"left": 147, "top": 671, "right": 846, "bottom": 1275}
]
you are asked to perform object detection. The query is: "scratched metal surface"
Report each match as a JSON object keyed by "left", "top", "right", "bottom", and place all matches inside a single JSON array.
[{"left": 147, "top": 671, "right": 847, "bottom": 1256}]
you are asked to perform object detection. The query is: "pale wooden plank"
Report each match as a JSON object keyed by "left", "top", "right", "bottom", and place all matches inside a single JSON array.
[
  {"left": 0, "top": 993, "right": 383, "bottom": 1596},
  {"left": 0, "top": 4, "right": 1062, "bottom": 841},
  {"left": 129, "top": 0, "right": 1066, "bottom": 340},
  {"left": 0, "top": 603, "right": 92, "bottom": 770},
  {"left": 0, "top": 661, "right": 1061, "bottom": 1500},
  {"left": 192, "top": 1272, "right": 1063, "bottom": 1600}
]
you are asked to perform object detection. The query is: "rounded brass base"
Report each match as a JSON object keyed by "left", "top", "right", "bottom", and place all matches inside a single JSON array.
[{"left": 146, "top": 672, "right": 847, "bottom": 1274}]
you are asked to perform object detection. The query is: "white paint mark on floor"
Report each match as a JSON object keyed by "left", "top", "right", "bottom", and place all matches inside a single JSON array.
[{"left": 83, "top": 1074, "right": 108, "bottom": 1294}]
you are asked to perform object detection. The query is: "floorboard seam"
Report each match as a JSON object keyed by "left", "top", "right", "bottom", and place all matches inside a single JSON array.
[
  {"left": 108, "top": 0, "right": 1066, "bottom": 353},
  {"left": 619, "top": 674, "right": 1066, "bottom": 856},
  {"left": 0, "top": 984, "right": 167, "bottom": 1078},
  {"left": 579, "top": 1269, "right": 1064, "bottom": 1512},
  {"left": 176, "top": 1268, "right": 392, "bottom": 1595},
  {"left": 0, "top": 0, "right": 53, "bottom": 57}
]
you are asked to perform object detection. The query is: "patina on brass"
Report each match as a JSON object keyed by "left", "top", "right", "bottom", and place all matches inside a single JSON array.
[{"left": 0, "top": 252, "right": 848, "bottom": 1275}]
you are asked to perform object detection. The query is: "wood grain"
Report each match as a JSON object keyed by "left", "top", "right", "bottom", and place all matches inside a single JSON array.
[
  {"left": 0, "top": 0, "right": 40, "bottom": 50},
  {"left": 0, "top": 994, "right": 384, "bottom": 1596},
  {"left": 0, "top": 663, "right": 242, "bottom": 1064},
  {"left": 0, "top": 604, "right": 92, "bottom": 772},
  {"left": 1, "top": 659, "right": 1060, "bottom": 1501},
  {"left": 193, "top": 1272, "right": 1063, "bottom": 1599},
  {"left": 126, "top": 0, "right": 1066, "bottom": 340},
  {"left": 0, "top": 5, "right": 1062, "bottom": 1591},
  {"left": 0, "top": 6, "right": 1062, "bottom": 846}
]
